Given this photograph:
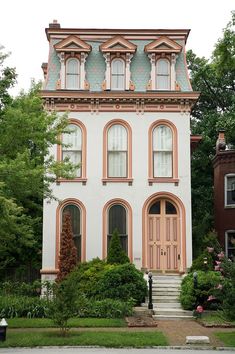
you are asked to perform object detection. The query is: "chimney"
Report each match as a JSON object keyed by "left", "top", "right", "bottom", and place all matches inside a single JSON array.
[
  {"left": 216, "top": 130, "right": 226, "bottom": 152},
  {"left": 49, "top": 19, "right": 60, "bottom": 28}
]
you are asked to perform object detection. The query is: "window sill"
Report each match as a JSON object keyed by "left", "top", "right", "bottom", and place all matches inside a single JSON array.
[
  {"left": 224, "top": 205, "right": 235, "bottom": 209},
  {"left": 148, "top": 178, "right": 179, "bottom": 186},
  {"left": 56, "top": 178, "right": 87, "bottom": 185},
  {"left": 102, "top": 178, "right": 133, "bottom": 185}
]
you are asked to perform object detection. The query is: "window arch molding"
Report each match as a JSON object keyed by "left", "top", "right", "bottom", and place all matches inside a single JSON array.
[
  {"left": 148, "top": 120, "right": 178, "bottom": 184},
  {"left": 103, "top": 119, "right": 133, "bottom": 184},
  {"left": 102, "top": 198, "right": 133, "bottom": 261},
  {"left": 57, "top": 119, "right": 87, "bottom": 183},
  {"left": 55, "top": 198, "right": 86, "bottom": 270}
]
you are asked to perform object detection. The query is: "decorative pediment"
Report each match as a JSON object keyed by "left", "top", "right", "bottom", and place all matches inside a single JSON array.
[
  {"left": 54, "top": 35, "right": 91, "bottom": 53},
  {"left": 145, "top": 36, "right": 182, "bottom": 53},
  {"left": 100, "top": 36, "right": 137, "bottom": 53}
]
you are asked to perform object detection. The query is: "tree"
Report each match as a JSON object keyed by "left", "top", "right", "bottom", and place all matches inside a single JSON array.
[
  {"left": 107, "top": 228, "right": 130, "bottom": 264},
  {"left": 56, "top": 213, "right": 78, "bottom": 282},
  {"left": 188, "top": 12, "right": 235, "bottom": 257},
  {"left": 0, "top": 51, "right": 77, "bottom": 279}
]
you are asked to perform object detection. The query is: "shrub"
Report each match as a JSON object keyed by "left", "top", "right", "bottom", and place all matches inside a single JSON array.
[
  {"left": 0, "top": 280, "right": 41, "bottom": 297},
  {"left": 0, "top": 295, "right": 49, "bottom": 318},
  {"left": 75, "top": 295, "right": 134, "bottom": 318},
  {"left": 218, "top": 258, "right": 235, "bottom": 320},
  {"left": 180, "top": 271, "right": 221, "bottom": 310},
  {"left": 190, "top": 251, "right": 214, "bottom": 272},
  {"left": 107, "top": 229, "right": 130, "bottom": 264},
  {"left": 98, "top": 263, "right": 147, "bottom": 305}
]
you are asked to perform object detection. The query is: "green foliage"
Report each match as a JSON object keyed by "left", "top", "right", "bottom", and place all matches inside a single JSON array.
[
  {"left": 75, "top": 295, "right": 133, "bottom": 318},
  {"left": 219, "top": 258, "right": 235, "bottom": 320},
  {"left": 107, "top": 229, "right": 130, "bottom": 264},
  {"left": 98, "top": 263, "right": 147, "bottom": 305},
  {"left": 190, "top": 251, "right": 214, "bottom": 272},
  {"left": 0, "top": 280, "right": 41, "bottom": 297},
  {"left": 0, "top": 295, "right": 49, "bottom": 318},
  {"left": 188, "top": 12, "right": 235, "bottom": 257},
  {"left": 48, "top": 278, "right": 78, "bottom": 335},
  {"left": 180, "top": 271, "right": 221, "bottom": 310}
]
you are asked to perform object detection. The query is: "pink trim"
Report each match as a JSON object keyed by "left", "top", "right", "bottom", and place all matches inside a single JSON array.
[
  {"left": 148, "top": 119, "right": 178, "bottom": 180},
  {"left": 57, "top": 119, "right": 87, "bottom": 182},
  {"left": 103, "top": 119, "right": 132, "bottom": 181},
  {"left": 55, "top": 198, "right": 86, "bottom": 268},
  {"left": 102, "top": 198, "right": 133, "bottom": 261}
]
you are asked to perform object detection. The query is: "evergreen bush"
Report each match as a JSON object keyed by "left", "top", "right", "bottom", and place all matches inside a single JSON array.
[{"left": 107, "top": 228, "right": 130, "bottom": 264}]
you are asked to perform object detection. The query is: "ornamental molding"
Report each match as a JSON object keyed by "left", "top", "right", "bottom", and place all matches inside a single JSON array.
[
  {"left": 100, "top": 35, "right": 137, "bottom": 53},
  {"left": 145, "top": 36, "right": 182, "bottom": 54},
  {"left": 41, "top": 90, "right": 199, "bottom": 114},
  {"left": 54, "top": 35, "right": 91, "bottom": 53}
]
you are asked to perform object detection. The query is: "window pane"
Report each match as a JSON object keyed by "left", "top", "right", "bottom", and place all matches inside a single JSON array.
[
  {"left": 66, "top": 59, "right": 80, "bottom": 89},
  {"left": 111, "top": 59, "right": 125, "bottom": 90},
  {"left": 153, "top": 151, "right": 172, "bottom": 177},
  {"left": 149, "top": 201, "right": 160, "bottom": 214},
  {"left": 156, "top": 59, "right": 170, "bottom": 90},
  {"left": 108, "top": 125, "right": 127, "bottom": 151},
  {"left": 62, "top": 204, "right": 81, "bottom": 260},
  {"left": 108, "top": 204, "right": 126, "bottom": 235},
  {"left": 165, "top": 201, "right": 177, "bottom": 214},
  {"left": 226, "top": 176, "right": 235, "bottom": 205},
  {"left": 63, "top": 124, "right": 82, "bottom": 150},
  {"left": 157, "top": 76, "right": 170, "bottom": 90},
  {"left": 227, "top": 232, "right": 235, "bottom": 262},
  {"left": 153, "top": 125, "right": 172, "bottom": 151},
  {"left": 108, "top": 152, "right": 127, "bottom": 177},
  {"left": 62, "top": 151, "right": 81, "bottom": 177}
]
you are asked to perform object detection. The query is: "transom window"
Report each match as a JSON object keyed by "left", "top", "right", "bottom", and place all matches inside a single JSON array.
[
  {"left": 62, "top": 124, "right": 82, "bottom": 177},
  {"left": 108, "top": 204, "right": 128, "bottom": 254},
  {"left": 156, "top": 59, "right": 170, "bottom": 90},
  {"left": 66, "top": 58, "right": 80, "bottom": 89},
  {"left": 111, "top": 59, "right": 125, "bottom": 90},
  {"left": 62, "top": 204, "right": 81, "bottom": 261},
  {"left": 225, "top": 174, "right": 235, "bottom": 207},
  {"left": 153, "top": 125, "right": 173, "bottom": 177},
  {"left": 149, "top": 200, "right": 177, "bottom": 214},
  {"left": 108, "top": 124, "right": 127, "bottom": 177}
]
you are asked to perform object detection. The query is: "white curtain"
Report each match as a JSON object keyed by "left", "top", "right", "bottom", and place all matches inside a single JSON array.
[
  {"left": 66, "top": 59, "right": 80, "bottom": 89},
  {"left": 153, "top": 125, "right": 172, "bottom": 177},
  {"left": 111, "top": 59, "right": 125, "bottom": 90},
  {"left": 108, "top": 124, "right": 127, "bottom": 177},
  {"left": 156, "top": 59, "right": 170, "bottom": 90},
  {"left": 63, "top": 124, "right": 82, "bottom": 177}
]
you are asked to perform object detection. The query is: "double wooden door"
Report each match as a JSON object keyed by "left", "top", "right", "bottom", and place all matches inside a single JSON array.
[{"left": 147, "top": 199, "right": 180, "bottom": 271}]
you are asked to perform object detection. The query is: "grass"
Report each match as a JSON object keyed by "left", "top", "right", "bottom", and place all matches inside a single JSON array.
[
  {"left": 7, "top": 317, "right": 126, "bottom": 328},
  {"left": 200, "top": 312, "right": 235, "bottom": 326},
  {"left": 0, "top": 330, "right": 168, "bottom": 348},
  {"left": 215, "top": 332, "right": 235, "bottom": 347}
]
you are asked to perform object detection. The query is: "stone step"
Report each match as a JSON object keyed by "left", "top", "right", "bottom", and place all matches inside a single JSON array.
[
  {"left": 153, "top": 314, "right": 193, "bottom": 320},
  {"left": 154, "top": 308, "right": 192, "bottom": 316},
  {"left": 152, "top": 289, "right": 180, "bottom": 294},
  {"left": 154, "top": 302, "right": 182, "bottom": 308},
  {"left": 152, "top": 296, "right": 179, "bottom": 301},
  {"left": 152, "top": 279, "right": 182, "bottom": 283}
]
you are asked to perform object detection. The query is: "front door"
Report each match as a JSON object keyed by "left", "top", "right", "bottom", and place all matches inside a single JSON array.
[{"left": 147, "top": 199, "right": 180, "bottom": 271}]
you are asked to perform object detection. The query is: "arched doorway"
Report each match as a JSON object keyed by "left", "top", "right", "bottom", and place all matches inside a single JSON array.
[{"left": 143, "top": 193, "right": 186, "bottom": 272}]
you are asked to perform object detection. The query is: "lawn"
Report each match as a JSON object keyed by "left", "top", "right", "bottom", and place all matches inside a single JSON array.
[
  {"left": 7, "top": 317, "right": 126, "bottom": 328},
  {"left": 215, "top": 332, "right": 235, "bottom": 347},
  {"left": 199, "top": 312, "right": 235, "bottom": 326},
  {"left": 0, "top": 330, "right": 168, "bottom": 348}
]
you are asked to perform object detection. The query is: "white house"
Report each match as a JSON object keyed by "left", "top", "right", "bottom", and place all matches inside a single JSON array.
[{"left": 41, "top": 21, "right": 199, "bottom": 281}]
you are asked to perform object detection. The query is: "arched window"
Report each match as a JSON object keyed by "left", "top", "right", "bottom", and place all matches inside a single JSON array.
[
  {"left": 62, "top": 123, "right": 82, "bottom": 177},
  {"left": 111, "top": 59, "right": 125, "bottom": 90},
  {"left": 156, "top": 59, "right": 170, "bottom": 90},
  {"left": 153, "top": 124, "right": 173, "bottom": 178},
  {"left": 66, "top": 58, "right": 80, "bottom": 89},
  {"left": 107, "top": 124, "right": 127, "bottom": 177},
  {"left": 108, "top": 204, "right": 128, "bottom": 254},
  {"left": 61, "top": 204, "right": 81, "bottom": 261}
]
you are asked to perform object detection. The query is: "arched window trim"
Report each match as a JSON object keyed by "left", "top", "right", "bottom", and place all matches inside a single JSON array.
[
  {"left": 56, "top": 198, "right": 86, "bottom": 270},
  {"left": 148, "top": 120, "right": 178, "bottom": 184},
  {"left": 156, "top": 58, "right": 171, "bottom": 90},
  {"left": 103, "top": 119, "right": 133, "bottom": 184},
  {"left": 102, "top": 199, "right": 133, "bottom": 261},
  {"left": 57, "top": 119, "right": 87, "bottom": 184},
  {"left": 65, "top": 58, "right": 80, "bottom": 89},
  {"left": 111, "top": 58, "right": 125, "bottom": 91}
]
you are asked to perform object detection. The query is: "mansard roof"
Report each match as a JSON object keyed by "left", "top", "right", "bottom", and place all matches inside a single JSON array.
[
  {"left": 54, "top": 35, "right": 91, "bottom": 53},
  {"left": 100, "top": 35, "right": 137, "bottom": 53},
  {"left": 145, "top": 36, "right": 182, "bottom": 53}
]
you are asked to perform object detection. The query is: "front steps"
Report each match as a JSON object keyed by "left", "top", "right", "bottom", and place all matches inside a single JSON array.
[{"left": 144, "top": 274, "right": 193, "bottom": 320}]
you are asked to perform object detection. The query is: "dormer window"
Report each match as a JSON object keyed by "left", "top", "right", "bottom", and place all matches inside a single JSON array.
[
  {"left": 66, "top": 58, "right": 80, "bottom": 89},
  {"left": 54, "top": 35, "right": 91, "bottom": 90},
  {"left": 100, "top": 36, "right": 136, "bottom": 91},
  {"left": 111, "top": 59, "right": 125, "bottom": 90},
  {"left": 156, "top": 59, "right": 170, "bottom": 90},
  {"left": 145, "top": 36, "right": 182, "bottom": 91}
]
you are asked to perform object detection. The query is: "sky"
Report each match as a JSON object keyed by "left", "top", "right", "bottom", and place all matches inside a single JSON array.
[{"left": 0, "top": 0, "right": 234, "bottom": 95}]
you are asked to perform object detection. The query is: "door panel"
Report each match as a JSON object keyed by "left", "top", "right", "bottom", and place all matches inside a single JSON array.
[{"left": 147, "top": 199, "right": 180, "bottom": 271}]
